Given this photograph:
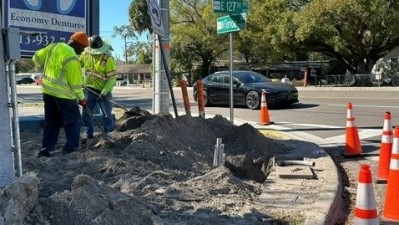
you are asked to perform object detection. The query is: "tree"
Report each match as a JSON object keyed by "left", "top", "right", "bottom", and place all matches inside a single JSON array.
[
  {"left": 128, "top": 41, "right": 152, "bottom": 64},
  {"left": 170, "top": 0, "right": 229, "bottom": 79},
  {"left": 112, "top": 25, "right": 138, "bottom": 63},
  {"left": 249, "top": 0, "right": 399, "bottom": 73},
  {"left": 128, "top": 0, "right": 152, "bottom": 35}
]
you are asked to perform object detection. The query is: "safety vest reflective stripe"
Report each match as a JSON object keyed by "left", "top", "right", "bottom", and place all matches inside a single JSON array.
[
  {"left": 100, "top": 54, "right": 109, "bottom": 67},
  {"left": 41, "top": 43, "right": 82, "bottom": 99},
  {"left": 86, "top": 71, "right": 107, "bottom": 81},
  {"left": 86, "top": 70, "right": 117, "bottom": 80},
  {"left": 59, "top": 56, "right": 78, "bottom": 81},
  {"left": 42, "top": 83, "right": 75, "bottom": 98},
  {"left": 106, "top": 70, "right": 117, "bottom": 78},
  {"left": 43, "top": 56, "right": 80, "bottom": 88}
]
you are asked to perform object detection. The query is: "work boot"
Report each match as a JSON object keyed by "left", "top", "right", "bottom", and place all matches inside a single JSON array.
[
  {"left": 62, "top": 147, "right": 79, "bottom": 155},
  {"left": 37, "top": 148, "right": 51, "bottom": 158},
  {"left": 81, "top": 134, "right": 94, "bottom": 144}
]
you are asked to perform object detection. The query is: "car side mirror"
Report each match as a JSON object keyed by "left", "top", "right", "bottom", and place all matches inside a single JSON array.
[{"left": 233, "top": 80, "right": 240, "bottom": 87}]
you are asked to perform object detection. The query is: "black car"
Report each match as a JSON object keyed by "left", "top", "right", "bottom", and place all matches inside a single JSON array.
[
  {"left": 193, "top": 70, "right": 299, "bottom": 109},
  {"left": 16, "top": 77, "right": 35, "bottom": 85}
]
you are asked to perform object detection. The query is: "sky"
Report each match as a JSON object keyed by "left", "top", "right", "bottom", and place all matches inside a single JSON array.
[{"left": 99, "top": 0, "right": 132, "bottom": 60}]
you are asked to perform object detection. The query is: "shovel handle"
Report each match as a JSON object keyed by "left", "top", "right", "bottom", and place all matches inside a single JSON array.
[{"left": 84, "top": 87, "right": 129, "bottom": 112}]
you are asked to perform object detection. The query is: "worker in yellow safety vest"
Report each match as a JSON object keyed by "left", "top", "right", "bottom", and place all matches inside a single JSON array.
[
  {"left": 80, "top": 35, "right": 117, "bottom": 141},
  {"left": 33, "top": 31, "right": 89, "bottom": 157}
]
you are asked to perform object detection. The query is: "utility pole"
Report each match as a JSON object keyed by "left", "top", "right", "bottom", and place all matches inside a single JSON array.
[
  {"left": 152, "top": 0, "right": 170, "bottom": 114},
  {"left": 124, "top": 35, "right": 128, "bottom": 63},
  {"left": 0, "top": 19, "right": 18, "bottom": 188}
]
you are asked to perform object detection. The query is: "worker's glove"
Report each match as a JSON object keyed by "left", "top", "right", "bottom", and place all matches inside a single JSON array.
[{"left": 79, "top": 99, "right": 87, "bottom": 108}]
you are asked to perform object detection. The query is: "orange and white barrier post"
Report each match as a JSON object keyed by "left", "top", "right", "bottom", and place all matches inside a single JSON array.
[
  {"left": 382, "top": 126, "right": 399, "bottom": 223},
  {"left": 353, "top": 164, "right": 378, "bottom": 225},
  {"left": 196, "top": 80, "right": 205, "bottom": 118},
  {"left": 344, "top": 102, "right": 363, "bottom": 157},
  {"left": 376, "top": 112, "right": 393, "bottom": 184},
  {"left": 180, "top": 80, "right": 191, "bottom": 116}
]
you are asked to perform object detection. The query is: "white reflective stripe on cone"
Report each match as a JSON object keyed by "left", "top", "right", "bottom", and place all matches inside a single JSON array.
[
  {"left": 390, "top": 158, "right": 399, "bottom": 170},
  {"left": 347, "top": 119, "right": 355, "bottom": 128},
  {"left": 381, "top": 133, "right": 393, "bottom": 143},
  {"left": 354, "top": 218, "right": 378, "bottom": 225},
  {"left": 356, "top": 183, "right": 376, "bottom": 209}
]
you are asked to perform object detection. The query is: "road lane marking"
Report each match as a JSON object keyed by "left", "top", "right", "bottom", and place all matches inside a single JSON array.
[{"left": 328, "top": 104, "right": 399, "bottom": 109}]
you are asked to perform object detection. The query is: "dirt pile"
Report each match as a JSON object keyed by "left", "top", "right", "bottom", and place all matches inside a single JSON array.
[{"left": 18, "top": 107, "right": 296, "bottom": 225}]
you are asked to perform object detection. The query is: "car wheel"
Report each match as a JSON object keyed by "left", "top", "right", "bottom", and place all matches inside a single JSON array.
[
  {"left": 122, "top": 82, "right": 127, "bottom": 86},
  {"left": 246, "top": 91, "right": 260, "bottom": 110}
]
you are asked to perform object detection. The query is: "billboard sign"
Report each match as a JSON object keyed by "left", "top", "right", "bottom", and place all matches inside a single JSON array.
[
  {"left": 146, "top": 0, "right": 165, "bottom": 37},
  {"left": 3, "top": 0, "right": 89, "bottom": 57}
]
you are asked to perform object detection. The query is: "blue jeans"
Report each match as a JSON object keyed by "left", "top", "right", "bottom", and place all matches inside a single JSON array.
[
  {"left": 82, "top": 88, "right": 114, "bottom": 138},
  {"left": 42, "top": 93, "right": 81, "bottom": 152}
]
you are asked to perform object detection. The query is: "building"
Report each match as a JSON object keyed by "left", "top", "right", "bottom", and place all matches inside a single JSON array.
[{"left": 116, "top": 64, "right": 152, "bottom": 87}]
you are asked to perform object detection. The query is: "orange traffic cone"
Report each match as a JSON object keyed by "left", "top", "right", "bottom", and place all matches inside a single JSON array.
[
  {"left": 376, "top": 112, "right": 393, "bottom": 184},
  {"left": 258, "top": 90, "right": 273, "bottom": 125},
  {"left": 354, "top": 164, "right": 378, "bottom": 224},
  {"left": 382, "top": 126, "right": 399, "bottom": 223},
  {"left": 344, "top": 102, "right": 363, "bottom": 157}
]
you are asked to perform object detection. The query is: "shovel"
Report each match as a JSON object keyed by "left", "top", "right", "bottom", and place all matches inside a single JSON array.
[
  {"left": 83, "top": 106, "right": 115, "bottom": 145},
  {"left": 85, "top": 87, "right": 129, "bottom": 112}
]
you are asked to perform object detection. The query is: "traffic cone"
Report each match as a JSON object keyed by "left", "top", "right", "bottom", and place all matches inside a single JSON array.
[
  {"left": 258, "top": 90, "right": 273, "bottom": 125},
  {"left": 353, "top": 164, "right": 378, "bottom": 225},
  {"left": 381, "top": 126, "right": 399, "bottom": 223},
  {"left": 376, "top": 112, "right": 393, "bottom": 184},
  {"left": 344, "top": 102, "right": 363, "bottom": 157}
]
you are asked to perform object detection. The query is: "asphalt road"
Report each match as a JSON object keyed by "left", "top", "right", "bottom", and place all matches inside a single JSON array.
[{"left": 17, "top": 85, "right": 399, "bottom": 143}]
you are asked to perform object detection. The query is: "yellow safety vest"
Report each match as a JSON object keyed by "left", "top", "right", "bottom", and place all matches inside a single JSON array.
[
  {"left": 32, "top": 43, "right": 84, "bottom": 100},
  {"left": 80, "top": 51, "right": 117, "bottom": 95}
]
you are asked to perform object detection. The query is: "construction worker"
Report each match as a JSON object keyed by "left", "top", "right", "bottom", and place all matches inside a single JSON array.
[
  {"left": 33, "top": 31, "right": 89, "bottom": 157},
  {"left": 80, "top": 35, "right": 117, "bottom": 141}
]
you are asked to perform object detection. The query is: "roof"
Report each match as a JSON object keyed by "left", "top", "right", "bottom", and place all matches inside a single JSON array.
[{"left": 116, "top": 64, "right": 151, "bottom": 74}]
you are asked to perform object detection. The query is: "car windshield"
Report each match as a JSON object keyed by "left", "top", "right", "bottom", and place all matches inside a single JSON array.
[{"left": 234, "top": 71, "right": 271, "bottom": 83}]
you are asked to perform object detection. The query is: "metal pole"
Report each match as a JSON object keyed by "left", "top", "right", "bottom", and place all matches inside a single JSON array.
[
  {"left": 229, "top": 33, "right": 234, "bottom": 123},
  {"left": 153, "top": 0, "right": 170, "bottom": 115},
  {"left": 158, "top": 37, "right": 178, "bottom": 117},
  {"left": 1, "top": 60, "right": 15, "bottom": 188},
  {"left": 8, "top": 61, "right": 22, "bottom": 177}
]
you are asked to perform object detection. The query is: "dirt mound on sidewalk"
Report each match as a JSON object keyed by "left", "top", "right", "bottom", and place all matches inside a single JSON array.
[{"left": 18, "top": 108, "right": 297, "bottom": 225}]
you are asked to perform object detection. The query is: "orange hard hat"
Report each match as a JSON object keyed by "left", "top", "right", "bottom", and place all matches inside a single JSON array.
[{"left": 70, "top": 31, "right": 89, "bottom": 47}]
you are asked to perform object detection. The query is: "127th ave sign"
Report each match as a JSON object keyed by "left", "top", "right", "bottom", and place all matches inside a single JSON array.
[
  {"left": 217, "top": 13, "right": 247, "bottom": 34},
  {"left": 213, "top": 0, "right": 248, "bottom": 14}
]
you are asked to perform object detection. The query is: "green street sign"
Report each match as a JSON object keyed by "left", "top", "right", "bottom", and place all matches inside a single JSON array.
[
  {"left": 217, "top": 13, "right": 247, "bottom": 34},
  {"left": 213, "top": 0, "right": 249, "bottom": 14}
]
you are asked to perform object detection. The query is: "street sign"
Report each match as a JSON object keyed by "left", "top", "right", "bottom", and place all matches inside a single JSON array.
[
  {"left": 213, "top": 0, "right": 248, "bottom": 14},
  {"left": 217, "top": 13, "right": 246, "bottom": 34},
  {"left": 3, "top": 0, "right": 89, "bottom": 57},
  {"left": 146, "top": 0, "right": 166, "bottom": 38}
]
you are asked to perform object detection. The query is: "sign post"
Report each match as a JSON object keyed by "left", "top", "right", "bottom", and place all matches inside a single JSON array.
[
  {"left": 214, "top": 0, "right": 249, "bottom": 123},
  {"left": 146, "top": 0, "right": 178, "bottom": 117}
]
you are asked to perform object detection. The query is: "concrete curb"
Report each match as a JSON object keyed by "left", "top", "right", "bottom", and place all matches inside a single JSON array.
[{"left": 234, "top": 119, "right": 342, "bottom": 225}]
